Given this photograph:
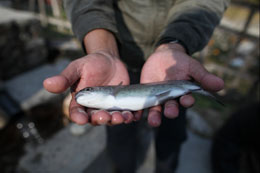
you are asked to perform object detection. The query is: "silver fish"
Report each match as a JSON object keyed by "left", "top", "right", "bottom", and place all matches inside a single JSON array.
[{"left": 75, "top": 80, "right": 221, "bottom": 111}]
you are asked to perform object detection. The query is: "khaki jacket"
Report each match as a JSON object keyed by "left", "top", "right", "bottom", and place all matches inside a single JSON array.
[{"left": 64, "top": 0, "right": 229, "bottom": 69}]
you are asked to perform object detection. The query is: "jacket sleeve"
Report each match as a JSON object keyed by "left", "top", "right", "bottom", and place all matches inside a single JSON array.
[
  {"left": 156, "top": 0, "right": 230, "bottom": 55},
  {"left": 63, "top": 0, "right": 117, "bottom": 43}
]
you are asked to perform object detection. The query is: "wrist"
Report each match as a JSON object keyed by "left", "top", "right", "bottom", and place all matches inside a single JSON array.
[
  {"left": 155, "top": 42, "right": 186, "bottom": 53},
  {"left": 94, "top": 50, "right": 120, "bottom": 60},
  {"left": 83, "top": 29, "right": 119, "bottom": 58}
]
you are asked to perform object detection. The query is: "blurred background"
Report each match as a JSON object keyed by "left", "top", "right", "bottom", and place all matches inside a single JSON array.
[{"left": 0, "top": 0, "right": 259, "bottom": 173}]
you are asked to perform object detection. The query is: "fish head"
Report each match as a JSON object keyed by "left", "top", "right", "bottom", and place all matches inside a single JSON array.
[{"left": 75, "top": 87, "right": 111, "bottom": 108}]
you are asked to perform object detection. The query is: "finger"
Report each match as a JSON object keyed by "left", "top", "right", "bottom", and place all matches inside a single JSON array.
[
  {"left": 164, "top": 100, "right": 179, "bottom": 119},
  {"left": 110, "top": 111, "right": 124, "bottom": 125},
  {"left": 43, "top": 61, "right": 81, "bottom": 93},
  {"left": 61, "top": 61, "right": 81, "bottom": 88},
  {"left": 43, "top": 75, "right": 69, "bottom": 93},
  {"left": 122, "top": 111, "right": 134, "bottom": 124},
  {"left": 91, "top": 110, "right": 112, "bottom": 125},
  {"left": 134, "top": 110, "right": 142, "bottom": 121},
  {"left": 180, "top": 94, "right": 195, "bottom": 108},
  {"left": 189, "top": 59, "right": 224, "bottom": 91},
  {"left": 69, "top": 94, "right": 89, "bottom": 125},
  {"left": 148, "top": 106, "right": 162, "bottom": 127}
]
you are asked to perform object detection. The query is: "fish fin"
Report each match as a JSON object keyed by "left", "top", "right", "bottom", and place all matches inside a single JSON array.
[
  {"left": 142, "top": 80, "right": 175, "bottom": 86},
  {"left": 155, "top": 90, "right": 172, "bottom": 102},
  {"left": 141, "top": 80, "right": 193, "bottom": 86},
  {"left": 112, "top": 81, "right": 123, "bottom": 96},
  {"left": 118, "top": 81, "right": 123, "bottom": 86},
  {"left": 193, "top": 90, "right": 225, "bottom": 106}
]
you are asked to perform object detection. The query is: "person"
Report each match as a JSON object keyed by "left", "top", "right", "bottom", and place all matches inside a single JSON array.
[{"left": 43, "top": 0, "right": 229, "bottom": 172}]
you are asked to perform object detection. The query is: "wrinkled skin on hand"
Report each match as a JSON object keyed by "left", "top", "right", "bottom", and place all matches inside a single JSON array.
[
  {"left": 44, "top": 43, "right": 224, "bottom": 127},
  {"left": 43, "top": 51, "right": 134, "bottom": 125},
  {"left": 140, "top": 43, "right": 224, "bottom": 127}
]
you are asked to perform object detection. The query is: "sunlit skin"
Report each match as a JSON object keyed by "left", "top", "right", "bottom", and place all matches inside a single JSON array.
[
  {"left": 141, "top": 43, "right": 224, "bottom": 126},
  {"left": 43, "top": 29, "right": 224, "bottom": 127}
]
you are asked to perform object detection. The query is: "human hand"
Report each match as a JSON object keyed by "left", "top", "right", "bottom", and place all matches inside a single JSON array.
[
  {"left": 140, "top": 43, "right": 224, "bottom": 127},
  {"left": 43, "top": 51, "right": 132, "bottom": 125}
]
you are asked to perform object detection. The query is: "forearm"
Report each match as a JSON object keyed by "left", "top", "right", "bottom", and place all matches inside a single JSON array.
[
  {"left": 63, "top": 0, "right": 117, "bottom": 44},
  {"left": 157, "top": 0, "right": 230, "bottom": 55},
  {"left": 83, "top": 29, "right": 119, "bottom": 57}
]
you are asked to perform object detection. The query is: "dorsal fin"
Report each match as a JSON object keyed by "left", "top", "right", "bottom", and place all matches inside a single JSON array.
[{"left": 112, "top": 81, "right": 123, "bottom": 96}]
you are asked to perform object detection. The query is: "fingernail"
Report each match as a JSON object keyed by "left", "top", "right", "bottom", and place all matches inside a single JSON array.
[
  {"left": 122, "top": 111, "right": 133, "bottom": 123},
  {"left": 111, "top": 113, "right": 124, "bottom": 125},
  {"left": 134, "top": 111, "right": 141, "bottom": 121},
  {"left": 77, "top": 108, "right": 87, "bottom": 115},
  {"left": 122, "top": 111, "right": 129, "bottom": 120}
]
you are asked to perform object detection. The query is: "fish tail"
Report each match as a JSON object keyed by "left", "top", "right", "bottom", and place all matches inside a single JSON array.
[{"left": 193, "top": 89, "right": 225, "bottom": 106}]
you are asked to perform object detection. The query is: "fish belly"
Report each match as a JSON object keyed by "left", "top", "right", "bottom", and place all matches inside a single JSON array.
[{"left": 109, "top": 96, "right": 158, "bottom": 111}]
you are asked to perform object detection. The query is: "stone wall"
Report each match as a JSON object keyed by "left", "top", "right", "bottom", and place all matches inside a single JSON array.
[{"left": 0, "top": 19, "right": 48, "bottom": 80}]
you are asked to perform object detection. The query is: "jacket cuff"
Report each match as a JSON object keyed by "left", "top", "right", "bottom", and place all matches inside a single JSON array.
[
  {"left": 157, "top": 9, "right": 219, "bottom": 55},
  {"left": 156, "top": 37, "right": 189, "bottom": 54}
]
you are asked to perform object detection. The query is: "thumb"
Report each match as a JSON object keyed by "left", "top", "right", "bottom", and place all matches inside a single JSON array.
[
  {"left": 189, "top": 60, "right": 224, "bottom": 91},
  {"left": 43, "top": 61, "right": 81, "bottom": 93}
]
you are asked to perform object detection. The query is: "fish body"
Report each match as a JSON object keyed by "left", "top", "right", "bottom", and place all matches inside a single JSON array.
[{"left": 75, "top": 80, "right": 218, "bottom": 111}]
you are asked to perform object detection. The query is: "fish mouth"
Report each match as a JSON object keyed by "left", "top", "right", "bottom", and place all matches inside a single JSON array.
[{"left": 75, "top": 92, "right": 85, "bottom": 100}]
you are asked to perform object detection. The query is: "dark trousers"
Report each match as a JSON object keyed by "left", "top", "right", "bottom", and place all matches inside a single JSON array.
[{"left": 106, "top": 71, "right": 187, "bottom": 173}]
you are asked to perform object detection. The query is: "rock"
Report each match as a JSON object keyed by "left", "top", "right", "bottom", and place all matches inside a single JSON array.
[
  {"left": 4, "top": 59, "right": 70, "bottom": 111},
  {"left": 236, "top": 40, "right": 256, "bottom": 55},
  {"left": 186, "top": 109, "right": 214, "bottom": 138},
  {"left": 177, "top": 130, "right": 212, "bottom": 173},
  {"left": 0, "top": 6, "right": 48, "bottom": 80},
  {"left": 69, "top": 124, "right": 89, "bottom": 136},
  {"left": 17, "top": 124, "right": 106, "bottom": 173}
]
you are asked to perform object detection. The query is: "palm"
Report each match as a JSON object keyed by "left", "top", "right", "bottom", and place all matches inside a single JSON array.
[
  {"left": 140, "top": 45, "right": 224, "bottom": 127},
  {"left": 74, "top": 53, "right": 130, "bottom": 92},
  {"left": 44, "top": 52, "right": 130, "bottom": 125},
  {"left": 141, "top": 49, "right": 192, "bottom": 83}
]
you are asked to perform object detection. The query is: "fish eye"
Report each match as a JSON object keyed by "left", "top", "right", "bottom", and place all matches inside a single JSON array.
[{"left": 84, "top": 87, "right": 92, "bottom": 91}]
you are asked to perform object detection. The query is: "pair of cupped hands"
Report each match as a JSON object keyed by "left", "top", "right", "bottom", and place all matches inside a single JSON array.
[{"left": 43, "top": 30, "right": 224, "bottom": 127}]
